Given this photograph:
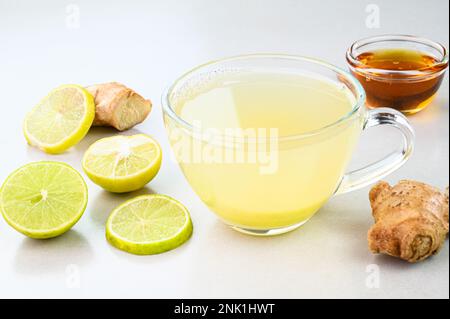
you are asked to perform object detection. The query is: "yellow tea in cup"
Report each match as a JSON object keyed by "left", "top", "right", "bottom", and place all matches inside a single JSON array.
[
  {"left": 163, "top": 55, "right": 414, "bottom": 236},
  {"left": 171, "top": 71, "right": 360, "bottom": 227}
]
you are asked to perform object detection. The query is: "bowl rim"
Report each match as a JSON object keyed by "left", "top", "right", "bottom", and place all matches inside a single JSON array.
[{"left": 346, "top": 34, "right": 449, "bottom": 77}]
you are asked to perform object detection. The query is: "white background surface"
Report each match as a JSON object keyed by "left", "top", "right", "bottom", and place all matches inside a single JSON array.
[{"left": 0, "top": 0, "right": 448, "bottom": 299}]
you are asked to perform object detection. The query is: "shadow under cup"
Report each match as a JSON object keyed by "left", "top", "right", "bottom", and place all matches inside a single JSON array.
[{"left": 162, "top": 55, "right": 415, "bottom": 236}]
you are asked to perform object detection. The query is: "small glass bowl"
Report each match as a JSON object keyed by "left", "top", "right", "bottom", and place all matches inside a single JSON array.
[{"left": 346, "top": 35, "right": 448, "bottom": 115}]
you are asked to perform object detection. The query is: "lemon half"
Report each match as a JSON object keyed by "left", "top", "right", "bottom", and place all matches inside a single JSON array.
[
  {"left": 82, "top": 134, "right": 162, "bottom": 193},
  {"left": 23, "top": 85, "right": 95, "bottom": 154}
]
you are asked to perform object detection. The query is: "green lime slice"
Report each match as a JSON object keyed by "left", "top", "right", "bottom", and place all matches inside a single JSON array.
[
  {"left": 0, "top": 162, "right": 88, "bottom": 239},
  {"left": 106, "top": 195, "right": 193, "bottom": 255}
]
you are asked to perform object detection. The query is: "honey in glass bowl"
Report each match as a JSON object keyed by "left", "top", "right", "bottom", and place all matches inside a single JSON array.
[{"left": 347, "top": 35, "right": 448, "bottom": 115}]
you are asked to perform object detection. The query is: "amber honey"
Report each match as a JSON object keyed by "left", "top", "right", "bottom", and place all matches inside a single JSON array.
[{"left": 347, "top": 48, "right": 448, "bottom": 114}]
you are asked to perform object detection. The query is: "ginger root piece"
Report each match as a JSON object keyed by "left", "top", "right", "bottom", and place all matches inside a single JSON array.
[
  {"left": 86, "top": 82, "right": 151, "bottom": 131},
  {"left": 368, "top": 180, "right": 449, "bottom": 263}
]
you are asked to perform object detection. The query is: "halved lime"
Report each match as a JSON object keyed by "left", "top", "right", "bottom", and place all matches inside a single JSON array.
[
  {"left": 0, "top": 162, "right": 88, "bottom": 239},
  {"left": 106, "top": 195, "right": 193, "bottom": 255},
  {"left": 23, "top": 84, "right": 95, "bottom": 154},
  {"left": 82, "top": 134, "right": 162, "bottom": 193}
]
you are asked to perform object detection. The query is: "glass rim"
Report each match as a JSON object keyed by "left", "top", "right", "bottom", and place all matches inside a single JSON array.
[
  {"left": 161, "top": 54, "right": 366, "bottom": 142},
  {"left": 346, "top": 34, "right": 449, "bottom": 77}
]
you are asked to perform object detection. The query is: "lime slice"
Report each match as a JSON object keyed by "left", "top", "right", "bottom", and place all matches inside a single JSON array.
[
  {"left": 23, "top": 84, "right": 95, "bottom": 154},
  {"left": 82, "top": 134, "right": 162, "bottom": 193},
  {"left": 106, "top": 195, "right": 193, "bottom": 255},
  {"left": 0, "top": 162, "right": 88, "bottom": 239}
]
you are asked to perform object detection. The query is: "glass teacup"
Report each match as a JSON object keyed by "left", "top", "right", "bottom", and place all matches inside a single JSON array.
[{"left": 162, "top": 54, "right": 415, "bottom": 236}]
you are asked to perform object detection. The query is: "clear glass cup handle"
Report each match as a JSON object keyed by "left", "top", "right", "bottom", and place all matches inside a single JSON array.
[{"left": 336, "top": 108, "right": 415, "bottom": 195}]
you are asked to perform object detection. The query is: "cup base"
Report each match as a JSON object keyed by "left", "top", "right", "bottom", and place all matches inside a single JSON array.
[{"left": 231, "top": 218, "right": 311, "bottom": 237}]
